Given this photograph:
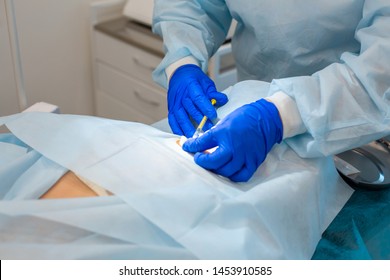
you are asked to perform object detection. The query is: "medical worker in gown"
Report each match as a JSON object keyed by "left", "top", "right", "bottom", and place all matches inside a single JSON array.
[{"left": 152, "top": 0, "right": 390, "bottom": 182}]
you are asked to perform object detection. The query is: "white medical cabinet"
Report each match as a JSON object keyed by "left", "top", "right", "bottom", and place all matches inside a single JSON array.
[
  {"left": 90, "top": 0, "right": 237, "bottom": 124},
  {"left": 93, "top": 17, "right": 167, "bottom": 124}
]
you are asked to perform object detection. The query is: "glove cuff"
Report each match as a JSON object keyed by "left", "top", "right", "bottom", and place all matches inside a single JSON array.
[
  {"left": 166, "top": 56, "right": 200, "bottom": 82},
  {"left": 253, "top": 99, "right": 284, "bottom": 145},
  {"left": 169, "top": 64, "right": 203, "bottom": 86}
]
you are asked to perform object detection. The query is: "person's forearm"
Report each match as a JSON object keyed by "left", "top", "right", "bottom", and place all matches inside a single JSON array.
[
  {"left": 165, "top": 56, "right": 200, "bottom": 82},
  {"left": 266, "top": 92, "right": 306, "bottom": 139}
]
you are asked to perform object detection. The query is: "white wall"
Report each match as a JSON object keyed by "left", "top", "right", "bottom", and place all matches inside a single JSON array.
[{"left": 1, "top": 0, "right": 103, "bottom": 116}]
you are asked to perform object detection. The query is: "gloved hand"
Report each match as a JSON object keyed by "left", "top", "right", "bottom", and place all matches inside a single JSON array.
[
  {"left": 168, "top": 64, "right": 228, "bottom": 137},
  {"left": 182, "top": 99, "right": 283, "bottom": 182}
]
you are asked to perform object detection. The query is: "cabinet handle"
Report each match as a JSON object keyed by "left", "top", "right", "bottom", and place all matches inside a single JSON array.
[
  {"left": 134, "top": 90, "right": 160, "bottom": 107},
  {"left": 132, "top": 57, "right": 156, "bottom": 72}
]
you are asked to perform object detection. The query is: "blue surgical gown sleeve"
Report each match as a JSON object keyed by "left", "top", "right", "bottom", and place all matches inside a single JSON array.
[
  {"left": 269, "top": 1, "right": 390, "bottom": 157},
  {"left": 152, "top": 0, "right": 232, "bottom": 88}
]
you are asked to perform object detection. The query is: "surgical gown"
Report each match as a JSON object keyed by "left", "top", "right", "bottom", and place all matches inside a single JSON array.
[{"left": 152, "top": 0, "right": 390, "bottom": 157}]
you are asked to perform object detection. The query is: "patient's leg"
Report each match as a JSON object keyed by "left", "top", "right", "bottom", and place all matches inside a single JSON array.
[{"left": 40, "top": 171, "right": 110, "bottom": 199}]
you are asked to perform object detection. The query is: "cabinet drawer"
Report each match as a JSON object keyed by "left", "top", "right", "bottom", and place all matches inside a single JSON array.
[
  {"left": 95, "top": 89, "right": 156, "bottom": 124},
  {"left": 97, "top": 62, "right": 167, "bottom": 122},
  {"left": 94, "top": 30, "right": 162, "bottom": 87}
]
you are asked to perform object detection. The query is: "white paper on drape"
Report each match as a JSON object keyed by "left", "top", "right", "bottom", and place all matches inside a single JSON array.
[{"left": 0, "top": 81, "right": 353, "bottom": 259}]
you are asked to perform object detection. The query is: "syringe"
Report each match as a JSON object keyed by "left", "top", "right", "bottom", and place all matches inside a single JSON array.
[{"left": 192, "top": 98, "right": 217, "bottom": 138}]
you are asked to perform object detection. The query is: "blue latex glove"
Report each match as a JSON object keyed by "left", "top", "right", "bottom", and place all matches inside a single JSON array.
[
  {"left": 168, "top": 64, "right": 228, "bottom": 137},
  {"left": 182, "top": 99, "right": 283, "bottom": 182}
]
